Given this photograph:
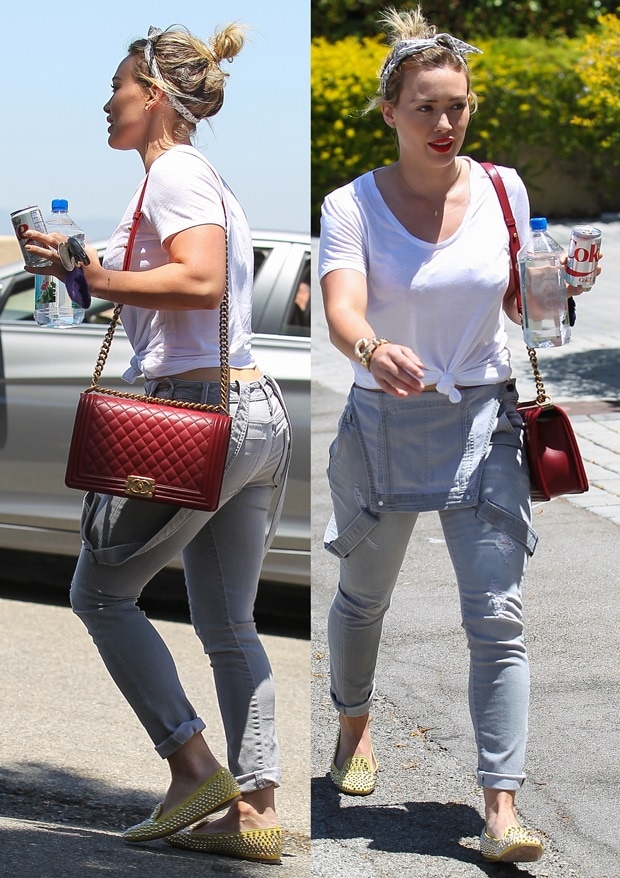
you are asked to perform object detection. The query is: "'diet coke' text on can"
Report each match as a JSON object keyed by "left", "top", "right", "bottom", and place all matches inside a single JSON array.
[
  {"left": 566, "top": 225, "right": 601, "bottom": 291},
  {"left": 9, "top": 206, "right": 52, "bottom": 269}
]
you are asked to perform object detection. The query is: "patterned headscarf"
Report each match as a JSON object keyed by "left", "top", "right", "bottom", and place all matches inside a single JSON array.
[
  {"left": 143, "top": 26, "right": 200, "bottom": 125},
  {"left": 380, "top": 34, "right": 482, "bottom": 97}
]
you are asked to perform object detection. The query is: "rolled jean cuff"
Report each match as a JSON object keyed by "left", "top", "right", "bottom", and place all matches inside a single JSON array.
[
  {"left": 330, "top": 684, "right": 375, "bottom": 717},
  {"left": 155, "top": 718, "right": 207, "bottom": 759},
  {"left": 236, "top": 768, "right": 281, "bottom": 793},
  {"left": 478, "top": 770, "right": 525, "bottom": 790}
]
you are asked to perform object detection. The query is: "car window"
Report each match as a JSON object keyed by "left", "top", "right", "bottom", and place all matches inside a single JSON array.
[
  {"left": 253, "top": 246, "right": 271, "bottom": 278},
  {"left": 282, "top": 253, "right": 311, "bottom": 337},
  {"left": 1, "top": 274, "right": 36, "bottom": 320},
  {"left": 0, "top": 275, "right": 116, "bottom": 326},
  {"left": 0, "top": 241, "right": 311, "bottom": 337}
]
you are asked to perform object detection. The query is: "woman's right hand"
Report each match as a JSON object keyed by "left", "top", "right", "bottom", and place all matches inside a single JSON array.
[
  {"left": 368, "top": 343, "right": 425, "bottom": 397},
  {"left": 321, "top": 269, "right": 425, "bottom": 396},
  {"left": 22, "top": 230, "right": 70, "bottom": 282}
]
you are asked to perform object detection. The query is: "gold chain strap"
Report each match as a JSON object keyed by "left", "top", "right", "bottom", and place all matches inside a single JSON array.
[
  {"left": 480, "top": 166, "right": 555, "bottom": 411},
  {"left": 87, "top": 203, "right": 230, "bottom": 415},
  {"left": 217, "top": 224, "right": 230, "bottom": 410},
  {"left": 526, "top": 346, "right": 552, "bottom": 406}
]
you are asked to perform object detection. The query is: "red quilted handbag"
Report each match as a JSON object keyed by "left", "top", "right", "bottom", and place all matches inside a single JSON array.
[
  {"left": 65, "top": 179, "right": 232, "bottom": 511},
  {"left": 482, "top": 162, "right": 589, "bottom": 502},
  {"left": 517, "top": 397, "right": 589, "bottom": 502}
]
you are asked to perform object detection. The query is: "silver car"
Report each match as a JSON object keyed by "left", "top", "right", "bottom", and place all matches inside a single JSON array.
[{"left": 0, "top": 231, "right": 310, "bottom": 591}]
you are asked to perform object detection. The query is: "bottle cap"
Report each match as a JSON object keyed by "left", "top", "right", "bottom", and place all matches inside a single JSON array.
[
  {"left": 51, "top": 199, "right": 69, "bottom": 212},
  {"left": 530, "top": 217, "right": 548, "bottom": 230}
]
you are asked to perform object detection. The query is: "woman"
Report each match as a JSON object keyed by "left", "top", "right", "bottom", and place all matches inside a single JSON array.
[
  {"left": 25, "top": 23, "right": 289, "bottom": 864},
  {"left": 319, "top": 6, "right": 584, "bottom": 864}
]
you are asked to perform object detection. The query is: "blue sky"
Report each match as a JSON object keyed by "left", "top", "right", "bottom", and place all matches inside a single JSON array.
[{"left": 1, "top": 0, "right": 309, "bottom": 239}]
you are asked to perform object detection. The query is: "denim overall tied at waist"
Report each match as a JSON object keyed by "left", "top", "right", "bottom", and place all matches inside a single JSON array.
[
  {"left": 324, "top": 381, "right": 537, "bottom": 559},
  {"left": 350, "top": 382, "right": 502, "bottom": 511}
]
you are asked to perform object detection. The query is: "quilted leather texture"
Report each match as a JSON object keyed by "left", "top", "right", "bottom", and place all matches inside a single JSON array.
[
  {"left": 518, "top": 402, "right": 589, "bottom": 502},
  {"left": 66, "top": 392, "right": 231, "bottom": 510}
]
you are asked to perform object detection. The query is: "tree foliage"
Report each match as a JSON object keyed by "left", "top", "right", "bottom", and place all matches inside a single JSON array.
[
  {"left": 570, "top": 13, "right": 620, "bottom": 186},
  {"left": 311, "top": 0, "right": 616, "bottom": 40},
  {"left": 465, "top": 37, "right": 584, "bottom": 167},
  {"left": 312, "top": 36, "right": 389, "bottom": 228}
]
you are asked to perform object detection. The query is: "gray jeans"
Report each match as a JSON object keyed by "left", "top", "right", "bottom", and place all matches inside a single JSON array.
[
  {"left": 325, "top": 384, "right": 537, "bottom": 790},
  {"left": 70, "top": 375, "right": 290, "bottom": 793}
]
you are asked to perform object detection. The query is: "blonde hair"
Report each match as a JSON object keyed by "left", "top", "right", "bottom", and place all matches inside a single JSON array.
[
  {"left": 366, "top": 6, "right": 477, "bottom": 113},
  {"left": 129, "top": 23, "right": 246, "bottom": 138}
]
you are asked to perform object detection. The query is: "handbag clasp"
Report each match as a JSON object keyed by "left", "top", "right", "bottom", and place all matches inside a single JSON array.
[{"left": 125, "top": 475, "right": 156, "bottom": 499}]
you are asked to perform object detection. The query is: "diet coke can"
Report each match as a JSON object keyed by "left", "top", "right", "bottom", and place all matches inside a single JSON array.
[
  {"left": 566, "top": 225, "right": 602, "bottom": 291},
  {"left": 9, "top": 205, "right": 52, "bottom": 268}
]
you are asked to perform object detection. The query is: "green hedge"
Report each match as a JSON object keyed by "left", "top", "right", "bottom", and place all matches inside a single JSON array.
[
  {"left": 312, "top": 36, "right": 389, "bottom": 230},
  {"left": 570, "top": 13, "right": 620, "bottom": 189},
  {"left": 311, "top": 14, "right": 620, "bottom": 230},
  {"left": 465, "top": 37, "right": 584, "bottom": 176}
]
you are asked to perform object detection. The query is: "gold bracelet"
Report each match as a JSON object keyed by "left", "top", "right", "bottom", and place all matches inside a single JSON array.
[{"left": 353, "top": 337, "right": 390, "bottom": 370}]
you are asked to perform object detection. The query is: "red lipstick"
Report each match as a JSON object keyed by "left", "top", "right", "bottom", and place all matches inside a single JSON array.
[{"left": 429, "top": 139, "right": 454, "bottom": 154}]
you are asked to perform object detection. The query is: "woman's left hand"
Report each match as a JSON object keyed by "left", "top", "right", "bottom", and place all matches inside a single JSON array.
[{"left": 562, "top": 250, "right": 603, "bottom": 296}]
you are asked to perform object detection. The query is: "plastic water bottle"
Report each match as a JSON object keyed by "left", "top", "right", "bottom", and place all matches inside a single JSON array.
[
  {"left": 518, "top": 217, "right": 570, "bottom": 348},
  {"left": 34, "top": 199, "right": 86, "bottom": 327}
]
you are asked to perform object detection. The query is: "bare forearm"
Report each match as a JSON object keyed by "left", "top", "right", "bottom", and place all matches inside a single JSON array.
[
  {"left": 325, "top": 302, "right": 425, "bottom": 397},
  {"left": 327, "top": 307, "right": 378, "bottom": 361},
  {"left": 85, "top": 262, "right": 224, "bottom": 310},
  {"left": 321, "top": 270, "right": 375, "bottom": 359},
  {"left": 24, "top": 223, "right": 226, "bottom": 311}
]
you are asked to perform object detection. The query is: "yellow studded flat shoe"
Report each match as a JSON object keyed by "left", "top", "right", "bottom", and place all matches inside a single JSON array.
[
  {"left": 329, "top": 732, "right": 378, "bottom": 795},
  {"left": 480, "top": 825, "right": 544, "bottom": 862},
  {"left": 123, "top": 767, "right": 240, "bottom": 842},
  {"left": 165, "top": 826, "right": 282, "bottom": 863}
]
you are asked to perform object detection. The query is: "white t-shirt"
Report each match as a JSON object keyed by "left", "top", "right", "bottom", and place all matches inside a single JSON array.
[
  {"left": 319, "top": 158, "right": 531, "bottom": 399},
  {"left": 103, "top": 145, "right": 255, "bottom": 382}
]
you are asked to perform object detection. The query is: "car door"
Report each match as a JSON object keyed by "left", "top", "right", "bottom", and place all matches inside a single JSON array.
[
  {"left": 250, "top": 235, "right": 311, "bottom": 585},
  {"left": 0, "top": 265, "right": 131, "bottom": 555},
  {"left": 0, "top": 236, "right": 311, "bottom": 586}
]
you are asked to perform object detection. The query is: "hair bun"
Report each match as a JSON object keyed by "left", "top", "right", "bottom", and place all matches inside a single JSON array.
[{"left": 210, "top": 23, "right": 246, "bottom": 63}]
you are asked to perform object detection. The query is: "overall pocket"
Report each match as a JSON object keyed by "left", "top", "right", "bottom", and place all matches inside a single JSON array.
[{"left": 351, "top": 385, "right": 501, "bottom": 512}]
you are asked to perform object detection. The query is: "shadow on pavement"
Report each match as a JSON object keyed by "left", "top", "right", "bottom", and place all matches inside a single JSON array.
[
  {"left": 0, "top": 547, "right": 310, "bottom": 638},
  {"left": 539, "top": 347, "right": 620, "bottom": 399},
  {"left": 311, "top": 776, "right": 539, "bottom": 877},
  {"left": 0, "top": 761, "right": 155, "bottom": 830},
  {"left": 0, "top": 762, "right": 306, "bottom": 875}
]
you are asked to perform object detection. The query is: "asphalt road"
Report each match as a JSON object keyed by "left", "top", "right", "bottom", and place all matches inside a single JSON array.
[
  {"left": 310, "top": 220, "right": 620, "bottom": 877},
  {"left": 0, "top": 592, "right": 310, "bottom": 877}
]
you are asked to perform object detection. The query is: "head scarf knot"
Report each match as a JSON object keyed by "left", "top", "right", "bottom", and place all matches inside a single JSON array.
[{"left": 380, "top": 34, "right": 482, "bottom": 97}]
